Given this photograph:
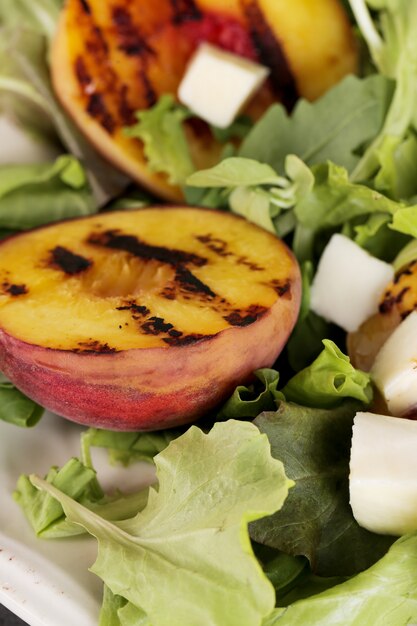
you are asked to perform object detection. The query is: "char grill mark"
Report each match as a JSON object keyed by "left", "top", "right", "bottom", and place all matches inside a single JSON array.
[
  {"left": 73, "top": 5, "right": 135, "bottom": 133},
  {"left": 240, "top": 0, "right": 298, "bottom": 111},
  {"left": 224, "top": 305, "right": 267, "bottom": 327},
  {"left": 88, "top": 229, "right": 217, "bottom": 300},
  {"left": 88, "top": 230, "right": 207, "bottom": 267},
  {"left": 196, "top": 234, "right": 264, "bottom": 271},
  {"left": 79, "top": 0, "right": 91, "bottom": 14},
  {"left": 163, "top": 333, "right": 214, "bottom": 346},
  {"left": 379, "top": 287, "right": 411, "bottom": 315},
  {"left": 175, "top": 266, "right": 216, "bottom": 298},
  {"left": 112, "top": 6, "right": 155, "bottom": 57},
  {"left": 49, "top": 247, "right": 92, "bottom": 276},
  {"left": 87, "top": 93, "right": 116, "bottom": 133},
  {"left": 2, "top": 282, "right": 28, "bottom": 296},
  {"left": 74, "top": 340, "right": 118, "bottom": 354},
  {"left": 170, "top": 0, "right": 202, "bottom": 24},
  {"left": 75, "top": 57, "right": 92, "bottom": 88}
]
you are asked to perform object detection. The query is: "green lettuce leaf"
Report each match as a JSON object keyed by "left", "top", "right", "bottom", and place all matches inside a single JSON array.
[
  {"left": 14, "top": 456, "right": 149, "bottom": 539},
  {"left": 0, "top": 376, "right": 43, "bottom": 427},
  {"left": 0, "top": 0, "right": 62, "bottom": 41},
  {"left": 218, "top": 369, "right": 284, "bottom": 419},
  {"left": 250, "top": 402, "right": 394, "bottom": 577},
  {"left": 31, "top": 420, "right": 292, "bottom": 626},
  {"left": 282, "top": 340, "right": 373, "bottom": 408},
  {"left": 0, "top": 155, "right": 95, "bottom": 229},
  {"left": 239, "top": 74, "right": 393, "bottom": 174},
  {"left": 125, "top": 95, "right": 194, "bottom": 186},
  {"left": 265, "top": 534, "right": 417, "bottom": 625},
  {"left": 391, "top": 205, "right": 417, "bottom": 237},
  {"left": 0, "top": 24, "right": 128, "bottom": 206},
  {"left": 81, "top": 427, "right": 180, "bottom": 466},
  {"left": 99, "top": 587, "right": 150, "bottom": 626}
]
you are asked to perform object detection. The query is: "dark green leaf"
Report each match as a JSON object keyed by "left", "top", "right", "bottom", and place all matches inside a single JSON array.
[
  {"left": 251, "top": 402, "right": 394, "bottom": 576},
  {"left": 0, "top": 382, "right": 43, "bottom": 427}
]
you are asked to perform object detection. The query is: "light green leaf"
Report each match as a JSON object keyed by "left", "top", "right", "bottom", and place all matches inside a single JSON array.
[
  {"left": 391, "top": 205, "right": 417, "bottom": 237},
  {"left": 0, "top": 155, "right": 95, "bottom": 229},
  {"left": 125, "top": 95, "right": 194, "bottom": 186},
  {"left": 229, "top": 186, "right": 275, "bottom": 233},
  {"left": 0, "top": 381, "right": 43, "bottom": 427},
  {"left": 282, "top": 339, "right": 373, "bottom": 408},
  {"left": 295, "top": 161, "right": 401, "bottom": 232},
  {"left": 239, "top": 74, "right": 393, "bottom": 174},
  {"left": 265, "top": 534, "right": 417, "bottom": 625},
  {"left": 187, "top": 157, "right": 283, "bottom": 188},
  {"left": 31, "top": 420, "right": 292, "bottom": 626}
]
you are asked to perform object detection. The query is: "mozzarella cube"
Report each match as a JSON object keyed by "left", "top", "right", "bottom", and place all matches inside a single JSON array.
[
  {"left": 178, "top": 43, "right": 269, "bottom": 128},
  {"left": 371, "top": 310, "right": 417, "bottom": 415},
  {"left": 310, "top": 234, "right": 394, "bottom": 332},
  {"left": 350, "top": 411, "right": 417, "bottom": 535}
]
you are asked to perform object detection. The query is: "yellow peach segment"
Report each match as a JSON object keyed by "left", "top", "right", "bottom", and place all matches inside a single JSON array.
[
  {"left": 0, "top": 207, "right": 301, "bottom": 430},
  {"left": 51, "top": 0, "right": 358, "bottom": 199}
]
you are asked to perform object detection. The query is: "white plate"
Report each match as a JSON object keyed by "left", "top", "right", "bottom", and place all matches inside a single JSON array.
[{"left": 0, "top": 412, "right": 155, "bottom": 626}]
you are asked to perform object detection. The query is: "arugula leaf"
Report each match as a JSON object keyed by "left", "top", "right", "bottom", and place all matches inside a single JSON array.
[
  {"left": 239, "top": 74, "right": 393, "bottom": 174},
  {"left": 250, "top": 402, "right": 394, "bottom": 577},
  {"left": 125, "top": 95, "right": 194, "bottom": 186},
  {"left": 294, "top": 161, "right": 402, "bottom": 232},
  {"left": 31, "top": 420, "right": 292, "bottom": 626},
  {"left": 349, "top": 0, "right": 417, "bottom": 184},
  {"left": 282, "top": 340, "right": 373, "bottom": 408},
  {"left": 0, "top": 155, "right": 95, "bottom": 229},
  {"left": 265, "top": 534, "right": 417, "bottom": 625},
  {"left": 187, "top": 157, "right": 283, "bottom": 188},
  {"left": 0, "top": 377, "right": 43, "bottom": 427}
]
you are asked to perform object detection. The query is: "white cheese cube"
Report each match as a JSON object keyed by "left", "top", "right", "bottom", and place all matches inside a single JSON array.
[
  {"left": 310, "top": 234, "right": 394, "bottom": 332},
  {"left": 178, "top": 43, "right": 269, "bottom": 129},
  {"left": 350, "top": 411, "right": 417, "bottom": 535},
  {"left": 371, "top": 310, "right": 417, "bottom": 415}
]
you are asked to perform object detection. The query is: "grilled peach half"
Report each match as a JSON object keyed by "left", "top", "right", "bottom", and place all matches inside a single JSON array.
[
  {"left": 52, "top": 0, "right": 358, "bottom": 199},
  {"left": 0, "top": 207, "right": 301, "bottom": 430},
  {"left": 347, "top": 260, "right": 417, "bottom": 373}
]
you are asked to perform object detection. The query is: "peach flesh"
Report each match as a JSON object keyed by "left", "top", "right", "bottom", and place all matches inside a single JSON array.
[{"left": 0, "top": 298, "right": 299, "bottom": 431}]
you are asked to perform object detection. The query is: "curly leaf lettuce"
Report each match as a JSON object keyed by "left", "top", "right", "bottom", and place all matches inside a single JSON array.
[
  {"left": 0, "top": 155, "right": 95, "bottom": 229},
  {"left": 31, "top": 420, "right": 292, "bottom": 626},
  {"left": 125, "top": 95, "right": 194, "bottom": 186},
  {"left": 282, "top": 340, "right": 373, "bottom": 408}
]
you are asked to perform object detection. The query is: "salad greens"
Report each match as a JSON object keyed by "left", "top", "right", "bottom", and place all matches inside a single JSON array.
[
  {"left": 31, "top": 421, "right": 292, "bottom": 626},
  {"left": 2, "top": 0, "right": 417, "bottom": 625}
]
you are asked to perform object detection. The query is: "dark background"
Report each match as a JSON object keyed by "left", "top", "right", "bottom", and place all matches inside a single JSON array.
[{"left": 0, "top": 605, "right": 27, "bottom": 626}]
